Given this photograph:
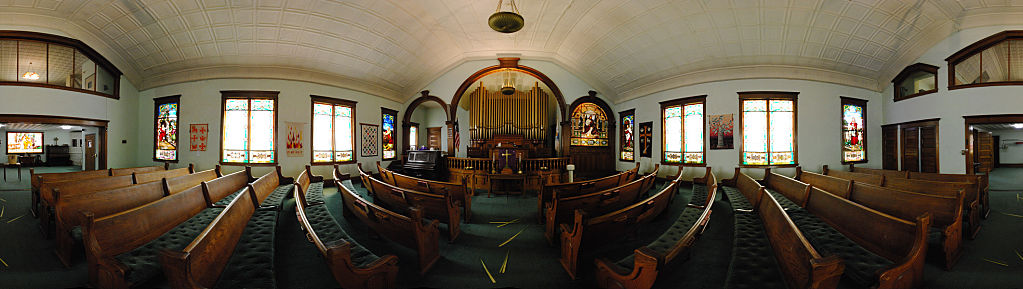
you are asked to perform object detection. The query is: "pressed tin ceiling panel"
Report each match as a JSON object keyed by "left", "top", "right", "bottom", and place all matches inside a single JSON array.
[{"left": 3, "top": 0, "right": 1023, "bottom": 102}]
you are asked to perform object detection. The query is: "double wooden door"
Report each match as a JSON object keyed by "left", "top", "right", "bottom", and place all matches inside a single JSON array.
[{"left": 896, "top": 121, "right": 939, "bottom": 173}]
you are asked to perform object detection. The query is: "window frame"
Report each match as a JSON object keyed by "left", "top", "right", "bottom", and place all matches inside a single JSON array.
[
  {"left": 219, "top": 90, "right": 280, "bottom": 166},
  {"left": 408, "top": 123, "right": 419, "bottom": 150},
  {"left": 660, "top": 95, "right": 707, "bottom": 166},
  {"left": 840, "top": 96, "right": 869, "bottom": 165},
  {"left": 152, "top": 95, "right": 180, "bottom": 163},
  {"left": 0, "top": 31, "right": 123, "bottom": 99},
  {"left": 892, "top": 63, "right": 939, "bottom": 101},
  {"left": 945, "top": 30, "right": 1023, "bottom": 90},
  {"left": 738, "top": 91, "right": 798, "bottom": 168},
  {"left": 619, "top": 109, "right": 635, "bottom": 162},
  {"left": 310, "top": 95, "right": 357, "bottom": 166},
  {"left": 381, "top": 107, "right": 398, "bottom": 161}
]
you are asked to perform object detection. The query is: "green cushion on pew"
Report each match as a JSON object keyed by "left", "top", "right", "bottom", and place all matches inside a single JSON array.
[
  {"left": 787, "top": 210, "right": 893, "bottom": 287},
  {"left": 724, "top": 213, "right": 786, "bottom": 289},
  {"left": 214, "top": 209, "right": 279, "bottom": 289},
  {"left": 114, "top": 208, "right": 225, "bottom": 284},
  {"left": 304, "top": 203, "right": 380, "bottom": 267}
]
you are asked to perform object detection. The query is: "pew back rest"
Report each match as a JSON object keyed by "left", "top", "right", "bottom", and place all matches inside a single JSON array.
[
  {"left": 665, "top": 181, "right": 715, "bottom": 263},
  {"left": 385, "top": 166, "right": 465, "bottom": 196},
  {"left": 165, "top": 169, "right": 219, "bottom": 195},
  {"left": 851, "top": 167, "right": 908, "bottom": 180},
  {"left": 50, "top": 175, "right": 135, "bottom": 203},
  {"left": 84, "top": 185, "right": 208, "bottom": 258},
  {"left": 339, "top": 181, "right": 419, "bottom": 250},
  {"left": 546, "top": 163, "right": 639, "bottom": 193},
  {"left": 59, "top": 181, "right": 166, "bottom": 229},
  {"left": 735, "top": 171, "right": 764, "bottom": 208},
  {"left": 161, "top": 187, "right": 255, "bottom": 288},
  {"left": 587, "top": 179, "right": 680, "bottom": 242},
  {"left": 202, "top": 171, "right": 249, "bottom": 205},
  {"left": 883, "top": 177, "right": 970, "bottom": 199},
  {"left": 559, "top": 168, "right": 660, "bottom": 215},
  {"left": 798, "top": 170, "right": 852, "bottom": 199},
  {"left": 35, "top": 169, "right": 111, "bottom": 191},
  {"left": 804, "top": 187, "right": 926, "bottom": 262},
  {"left": 907, "top": 171, "right": 980, "bottom": 197},
  {"left": 110, "top": 165, "right": 165, "bottom": 176},
  {"left": 134, "top": 167, "right": 192, "bottom": 184},
  {"left": 758, "top": 190, "right": 841, "bottom": 289},
  {"left": 376, "top": 162, "right": 395, "bottom": 184},
  {"left": 823, "top": 167, "right": 883, "bottom": 186},
  {"left": 849, "top": 182, "right": 961, "bottom": 228},
  {"left": 296, "top": 169, "right": 311, "bottom": 196},
  {"left": 362, "top": 172, "right": 449, "bottom": 216},
  {"left": 764, "top": 171, "right": 811, "bottom": 207},
  {"left": 250, "top": 171, "right": 280, "bottom": 204}
]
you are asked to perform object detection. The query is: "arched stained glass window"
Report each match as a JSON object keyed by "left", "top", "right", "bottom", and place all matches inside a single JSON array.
[
  {"left": 571, "top": 103, "right": 609, "bottom": 146},
  {"left": 620, "top": 109, "right": 635, "bottom": 161},
  {"left": 842, "top": 97, "right": 868, "bottom": 164}
]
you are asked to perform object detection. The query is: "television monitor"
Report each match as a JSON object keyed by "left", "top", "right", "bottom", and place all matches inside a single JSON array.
[{"left": 7, "top": 132, "right": 44, "bottom": 154}]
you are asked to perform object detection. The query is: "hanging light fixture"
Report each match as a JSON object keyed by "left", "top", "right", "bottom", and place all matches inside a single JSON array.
[
  {"left": 22, "top": 71, "right": 40, "bottom": 80},
  {"left": 500, "top": 69, "right": 517, "bottom": 95},
  {"left": 489, "top": 0, "right": 524, "bottom": 33}
]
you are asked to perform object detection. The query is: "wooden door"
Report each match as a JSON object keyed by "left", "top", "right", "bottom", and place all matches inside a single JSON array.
[
  {"left": 882, "top": 125, "right": 899, "bottom": 170},
  {"left": 85, "top": 134, "right": 96, "bottom": 171},
  {"left": 919, "top": 126, "right": 939, "bottom": 173},
  {"left": 977, "top": 131, "right": 994, "bottom": 173},
  {"left": 427, "top": 127, "right": 442, "bottom": 150},
  {"left": 901, "top": 127, "right": 919, "bottom": 172}
]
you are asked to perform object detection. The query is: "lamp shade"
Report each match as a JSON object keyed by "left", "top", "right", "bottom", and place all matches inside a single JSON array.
[{"left": 489, "top": 11, "right": 524, "bottom": 33}]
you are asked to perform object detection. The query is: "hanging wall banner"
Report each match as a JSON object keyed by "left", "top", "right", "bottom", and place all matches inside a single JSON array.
[
  {"left": 361, "top": 123, "right": 379, "bottom": 157},
  {"left": 286, "top": 122, "right": 304, "bottom": 157},
  {"left": 189, "top": 124, "right": 208, "bottom": 151}
]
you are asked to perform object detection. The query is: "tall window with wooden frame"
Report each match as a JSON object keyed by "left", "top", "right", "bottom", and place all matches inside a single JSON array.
[
  {"left": 381, "top": 108, "right": 398, "bottom": 160},
  {"left": 661, "top": 96, "right": 706, "bottom": 165},
  {"left": 619, "top": 109, "right": 635, "bottom": 161},
  {"left": 841, "top": 97, "right": 868, "bottom": 164},
  {"left": 153, "top": 95, "right": 180, "bottom": 162},
  {"left": 311, "top": 95, "right": 356, "bottom": 165},
  {"left": 220, "top": 91, "right": 278, "bottom": 165},
  {"left": 739, "top": 92, "right": 797, "bottom": 167}
]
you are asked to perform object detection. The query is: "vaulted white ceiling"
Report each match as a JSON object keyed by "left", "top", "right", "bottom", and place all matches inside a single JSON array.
[{"left": 4, "top": 0, "right": 1023, "bottom": 103}]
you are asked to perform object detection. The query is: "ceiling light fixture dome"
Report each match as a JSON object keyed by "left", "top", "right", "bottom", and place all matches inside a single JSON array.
[
  {"left": 489, "top": 0, "right": 524, "bottom": 33},
  {"left": 22, "top": 72, "right": 39, "bottom": 80}
]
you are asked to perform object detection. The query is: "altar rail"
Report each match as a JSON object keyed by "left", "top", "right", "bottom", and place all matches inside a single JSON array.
[{"left": 446, "top": 157, "right": 569, "bottom": 194}]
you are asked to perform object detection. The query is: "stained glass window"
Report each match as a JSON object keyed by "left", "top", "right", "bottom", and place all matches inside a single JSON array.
[
  {"left": 740, "top": 92, "right": 797, "bottom": 166},
  {"left": 154, "top": 95, "right": 179, "bottom": 161},
  {"left": 221, "top": 91, "right": 278, "bottom": 164},
  {"left": 841, "top": 97, "right": 867, "bottom": 163},
  {"left": 661, "top": 96, "right": 706, "bottom": 165},
  {"left": 620, "top": 110, "right": 635, "bottom": 161},
  {"left": 381, "top": 108, "right": 397, "bottom": 160},
  {"left": 571, "top": 102, "right": 609, "bottom": 146},
  {"left": 409, "top": 125, "right": 418, "bottom": 150},
  {"left": 312, "top": 96, "right": 356, "bottom": 164}
]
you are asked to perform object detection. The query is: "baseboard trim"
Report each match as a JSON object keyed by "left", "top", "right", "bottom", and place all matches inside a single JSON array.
[{"left": 997, "top": 163, "right": 1023, "bottom": 168}]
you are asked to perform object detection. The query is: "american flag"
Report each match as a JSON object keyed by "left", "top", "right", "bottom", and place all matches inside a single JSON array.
[{"left": 453, "top": 122, "right": 459, "bottom": 151}]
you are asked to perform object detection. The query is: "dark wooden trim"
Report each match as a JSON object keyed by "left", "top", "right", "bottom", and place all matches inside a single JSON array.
[
  {"left": 0, "top": 81, "right": 120, "bottom": 100},
  {"left": 890, "top": 118, "right": 940, "bottom": 128},
  {"left": 402, "top": 91, "right": 450, "bottom": 156},
  {"left": 0, "top": 114, "right": 108, "bottom": 127},
  {"left": 659, "top": 95, "right": 707, "bottom": 165},
  {"left": 310, "top": 95, "right": 358, "bottom": 166},
  {"left": 619, "top": 109, "right": 635, "bottom": 162},
  {"left": 997, "top": 163, "right": 1023, "bottom": 168},
  {"left": 946, "top": 31, "right": 1023, "bottom": 90},
  {"left": 891, "top": 63, "right": 939, "bottom": 102},
  {"left": 0, "top": 31, "right": 122, "bottom": 99},
  {"left": 840, "top": 97, "right": 869, "bottom": 164},
  {"left": 963, "top": 114, "right": 1023, "bottom": 174},
  {"left": 381, "top": 107, "right": 398, "bottom": 161},
  {"left": 737, "top": 91, "right": 799, "bottom": 167},
  {"left": 153, "top": 95, "right": 181, "bottom": 163},
  {"left": 219, "top": 91, "right": 280, "bottom": 166}
]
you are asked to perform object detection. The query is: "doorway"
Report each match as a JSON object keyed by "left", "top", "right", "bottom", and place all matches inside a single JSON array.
[
  {"left": 0, "top": 115, "right": 108, "bottom": 170},
  {"left": 427, "top": 127, "right": 442, "bottom": 150},
  {"left": 964, "top": 114, "right": 1023, "bottom": 175},
  {"left": 882, "top": 118, "right": 939, "bottom": 172},
  {"left": 85, "top": 134, "right": 96, "bottom": 170}
]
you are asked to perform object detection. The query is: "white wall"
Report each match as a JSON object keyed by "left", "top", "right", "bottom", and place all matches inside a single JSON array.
[
  {"left": 136, "top": 78, "right": 403, "bottom": 179},
  {"left": 614, "top": 78, "right": 883, "bottom": 181},
  {"left": 883, "top": 25, "right": 1023, "bottom": 174},
  {"left": 991, "top": 130, "right": 1023, "bottom": 164}
]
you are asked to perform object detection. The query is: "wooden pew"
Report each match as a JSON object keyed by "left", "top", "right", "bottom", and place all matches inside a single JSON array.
[
  {"left": 159, "top": 186, "right": 257, "bottom": 289},
  {"left": 296, "top": 165, "right": 326, "bottom": 206},
  {"left": 52, "top": 168, "right": 220, "bottom": 267},
  {"left": 202, "top": 169, "right": 252, "bottom": 207},
  {"left": 338, "top": 173, "right": 441, "bottom": 275},
  {"left": 848, "top": 166, "right": 908, "bottom": 180},
  {"left": 31, "top": 168, "right": 111, "bottom": 217},
  {"left": 592, "top": 168, "right": 716, "bottom": 289},
  {"left": 539, "top": 163, "right": 640, "bottom": 223},
  {"left": 133, "top": 165, "right": 194, "bottom": 185},
  {"left": 39, "top": 174, "right": 135, "bottom": 238},
  {"left": 377, "top": 162, "right": 474, "bottom": 223},
  {"left": 110, "top": 164, "right": 170, "bottom": 176},
  {"left": 358, "top": 165, "right": 462, "bottom": 242},
  {"left": 882, "top": 177, "right": 979, "bottom": 239},
  {"left": 908, "top": 171, "right": 988, "bottom": 219},
  {"left": 821, "top": 165, "right": 883, "bottom": 186},
  {"left": 783, "top": 169, "right": 965, "bottom": 270},
  {"left": 295, "top": 171, "right": 399, "bottom": 289},
  {"left": 797, "top": 187, "right": 930, "bottom": 289},
  {"left": 719, "top": 167, "right": 765, "bottom": 211},
  {"left": 82, "top": 184, "right": 220, "bottom": 288},
  {"left": 544, "top": 165, "right": 659, "bottom": 244},
  {"left": 756, "top": 189, "right": 844, "bottom": 289},
  {"left": 795, "top": 169, "right": 852, "bottom": 199}
]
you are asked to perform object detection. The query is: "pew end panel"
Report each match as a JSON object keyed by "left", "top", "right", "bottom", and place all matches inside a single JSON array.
[
  {"left": 759, "top": 191, "right": 844, "bottom": 289},
  {"left": 593, "top": 248, "right": 660, "bottom": 289}
]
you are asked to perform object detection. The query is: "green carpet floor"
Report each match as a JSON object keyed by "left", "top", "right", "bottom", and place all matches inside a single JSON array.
[{"left": 0, "top": 166, "right": 1021, "bottom": 288}]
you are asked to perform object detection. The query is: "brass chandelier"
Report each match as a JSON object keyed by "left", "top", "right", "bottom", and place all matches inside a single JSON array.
[{"left": 489, "top": 0, "right": 524, "bottom": 33}]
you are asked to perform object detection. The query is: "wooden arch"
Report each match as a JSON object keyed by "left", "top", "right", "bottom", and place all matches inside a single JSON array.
[
  {"left": 402, "top": 90, "right": 450, "bottom": 156},
  {"left": 567, "top": 91, "right": 617, "bottom": 178}
]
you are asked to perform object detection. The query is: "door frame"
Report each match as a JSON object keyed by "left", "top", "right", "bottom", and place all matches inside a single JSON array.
[
  {"left": 964, "top": 114, "right": 1023, "bottom": 174},
  {"left": 0, "top": 114, "right": 109, "bottom": 169},
  {"left": 85, "top": 133, "right": 97, "bottom": 170}
]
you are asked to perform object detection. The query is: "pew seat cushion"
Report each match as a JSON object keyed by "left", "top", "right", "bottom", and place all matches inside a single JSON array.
[
  {"left": 215, "top": 188, "right": 247, "bottom": 206},
  {"left": 215, "top": 209, "right": 278, "bottom": 289},
  {"left": 305, "top": 182, "right": 325, "bottom": 204},
  {"left": 787, "top": 211, "right": 892, "bottom": 287},
  {"left": 115, "top": 208, "right": 225, "bottom": 284},
  {"left": 764, "top": 189, "right": 802, "bottom": 211},
  {"left": 721, "top": 186, "right": 753, "bottom": 211},
  {"left": 615, "top": 206, "right": 704, "bottom": 270},
  {"left": 262, "top": 184, "right": 295, "bottom": 208},
  {"left": 725, "top": 213, "right": 785, "bottom": 289},
  {"left": 690, "top": 184, "right": 708, "bottom": 206},
  {"left": 305, "top": 203, "right": 380, "bottom": 267}
]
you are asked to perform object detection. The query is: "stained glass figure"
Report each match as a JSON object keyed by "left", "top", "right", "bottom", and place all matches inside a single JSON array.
[
  {"left": 620, "top": 113, "right": 634, "bottom": 161},
  {"left": 155, "top": 101, "right": 178, "bottom": 161},
  {"left": 571, "top": 103, "right": 609, "bottom": 146},
  {"left": 382, "top": 110, "right": 397, "bottom": 160},
  {"left": 842, "top": 103, "right": 865, "bottom": 162}
]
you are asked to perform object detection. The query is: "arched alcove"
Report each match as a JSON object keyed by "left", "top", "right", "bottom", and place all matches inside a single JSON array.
[
  {"left": 402, "top": 90, "right": 450, "bottom": 157},
  {"left": 567, "top": 91, "right": 617, "bottom": 178}
]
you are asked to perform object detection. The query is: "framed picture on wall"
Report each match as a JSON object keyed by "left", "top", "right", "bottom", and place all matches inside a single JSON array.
[
  {"left": 84, "top": 74, "right": 95, "bottom": 91},
  {"left": 360, "top": 123, "right": 379, "bottom": 157},
  {"left": 708, "top": 114, "right": 734, "bottom": 150},
  {"left": 639, "top": 121, "right": 653, "bottom": 158}
]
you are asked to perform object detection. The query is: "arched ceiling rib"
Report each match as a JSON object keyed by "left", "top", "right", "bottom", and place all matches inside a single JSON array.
[{"left": 5, "top": 0, "right": 1023, "bottom": 102}]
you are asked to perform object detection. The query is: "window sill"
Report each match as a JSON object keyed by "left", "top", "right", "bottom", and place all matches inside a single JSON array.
[
  {"left": 311, "top": 161, "right": 357, "bottom": 166},
  {"left": 220, "top": 162, "right": 278, "bottom": 166},
  {"left": 153, "top": 158, "right": 180, "bottom": 163},
  {"left": 894, "top": 90, "right": 936, "bottom": 102},
  {"left": 948, "top": 81, "right": 1023, "bottom": 91},
  {"left": 739, "top": 164, "right": 799, "bottom": 168}
]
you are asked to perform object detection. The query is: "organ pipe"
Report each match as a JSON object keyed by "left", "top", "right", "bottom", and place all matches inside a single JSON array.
[{"left": 467, "top": 81, "right": 549, "bottom": 142}]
